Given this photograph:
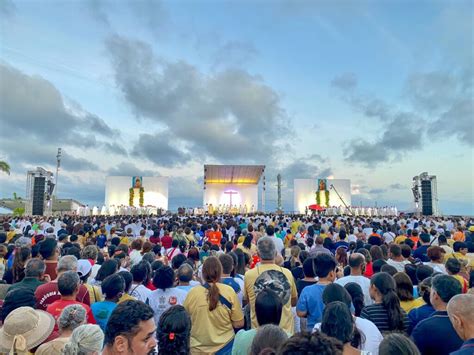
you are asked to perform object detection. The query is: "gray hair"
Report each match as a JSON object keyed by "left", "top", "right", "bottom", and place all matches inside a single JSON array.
[
  {"left": 58, "top": 271, "right": 80, "bottom": 296},
  {"left": 63, "top": 324, "right": 104, "bottom": 355},
  {"left": 257, "top": 236, "right": 276, "bottom": 261},
  {"left": 177, "top": 263, "right": 194, "bottom": 282},
  {"left": 58, "top": 304, "right": 87, "bottom": 331},
  {"left": 58, "top": 255, "right": 78, "bottom": 273},
  {"left": 250, "top": 324, "right": 288, "bottom": 355},
  {"left": 81, "top": 245, "right": 98, "bottom": 261},
  {"left": 25, "top": 258, "right": 46, "bottom": 277}
]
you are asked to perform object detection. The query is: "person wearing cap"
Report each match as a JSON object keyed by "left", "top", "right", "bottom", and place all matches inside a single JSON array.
[
  {"left": 8, "top": 258, "right": 49, "bottom": 293},
  {"left": 77, "top": 258, "right": 102, "bottom": 303},
  {"left": 0, "top": 306, "right": 55, "bottom": 354},
  {"left": 35, "top": 255, "right": 91, "bottom": 311},
  {"left": 36, "top": 304, "right": 87, "bottom": 355}
]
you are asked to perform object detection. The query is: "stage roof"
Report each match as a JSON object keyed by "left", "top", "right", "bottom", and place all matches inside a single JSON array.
[{"left": 204, "top": 165, "right": 265, "bottom": 185}]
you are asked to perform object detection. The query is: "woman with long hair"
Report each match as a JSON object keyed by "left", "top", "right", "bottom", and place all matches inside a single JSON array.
[
  {"left": 344, "top": 282, "right": 365, "bottom": 317},
  {"left": 361, "top": 272, "right": 410, "bottom": 333},
  {"left": 157, "top": 305, "right": 191, "bottom": 355},
  {"left": 184, "top": 256, "right": 244, "bottom": 354},
  {"left": 11, "top": 246, "right": 31, "bottom": 283},
  {"left": 393, "top": 272, "right": 424, "bottom": 313}
]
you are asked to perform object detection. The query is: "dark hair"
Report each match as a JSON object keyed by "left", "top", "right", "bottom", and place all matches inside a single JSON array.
[
  {"left": 58, "top": 270, "right": 80, "bottom": 296},
  {"left": 370, "top": 245, "right": 384, "bottom": 262},
  {"left": 313, "top": 253, "right": 337, "bottom": 278},
  {"left": 171, "top": 254, "right": 187, "bottom": 270},
  {"left": 12, "top": 246, "right": 31, "bottom": 283},
  {"left": 157, "top": 305, "right": 191, "bottom": 355},
  {"left": 372, "top": 259, "right": 387, "bottom": 274},
  {"left": 1, "top": 287, "right": 36, "bottom": 321},
  {"left": 177, "top": 263, "right": 193, "bottom": 283},
  {"left": 102, "top": 273, "right": 125, "bottom": 299},
  {"left": 153, "top": 266, "right": 175, "bottom": 290},
  {"left": 371, "top": 272, "right": 406, "bottom": 331},
  {"left": 389, "top": 244, "right": 402, "bottom": 257},
  {"left": 65, "top": 246, "right": 81, "bottom": 260},
  {"left": 255, "top": 289, "right": 283, "bottom": 326},
  {"left": 416, "top": 264, "right": 434, "bottom": 282},
  {"left": 302, "top": 257, "right": 315, "bottom": 278},
  {"left": 96, "top": 259, "right": 118, "bottom": 282},
  {"left": 278, "top": 331, "right": 343, "bottom": 355},
  {"left": 379, "top": 333, "right": 420, "bottom": 355},
  {"left": 321, "top": 302, "right": 356, "bottom": 345},
  {"left": 446, "top": 258, "right": 461, "bottom": 274},
  {"left": 381, "top": 264, "right": 398, "bottom": 276},
  {"left": 202, "top": 256, "right": 222, "bottom": 311},
  {"left": 219, "top": 254, "right": 234, "bottom": 275},
  {"left": 418, "top": 277, "right": 432, "bottom": 305},
  {"left": 39, "top": 238, "right": 57, "bottom": 259},
  {"left": 104, "top": 300, "right": 155, "bottom": 346},
  {"left": 344, "top": 282, "right": 365, "bottom": 317},
  {"left": 394, "top": 272, "right": 414, "bottom": 301},
  {"left": 131, "top": 261, "right": 151, "bottom": 284},
  {"left": 431, "top": 274, "right": 462, "bottom": 303},
  {"left": 453, "top": 241, "right": 467, "bottom": 252},
  {"left": 118, "top": 271, "right": 133, "bottom": 293},
  {"left": 427, "top": 246, "right": 444, "bottom": 262},
  {"left": 322, "top": 283, "right": 351, "bottom": 307}
]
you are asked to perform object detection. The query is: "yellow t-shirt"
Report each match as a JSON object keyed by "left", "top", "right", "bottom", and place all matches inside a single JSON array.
[
  {"left": 395, "top": 235, "right": 407, "bottom": 244},
  {"left": 118, "top": 293, "right": 135, "bottom": 304},
  {"left": 290, "top": 221, "right": 301, "bottom": 235},
  {"left": 244, "top": 263, "right": 297, "bottom": 334},
  {"left": 184, "top": 283, "right": 243, "bottom": 354},
  {"left": 400, "top": 297, "right": 424, "bottom": 313}
]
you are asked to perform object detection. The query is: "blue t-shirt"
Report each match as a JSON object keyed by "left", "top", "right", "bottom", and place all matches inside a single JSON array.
[
  {"left": 91, "top": 301, "right": 117, "bottom": 331},
  {"left": 97, "top": 234, "right": 107, "bottom": 248},
  {"left": 296, "top": 283, "right": 327, "bottom": 330}
]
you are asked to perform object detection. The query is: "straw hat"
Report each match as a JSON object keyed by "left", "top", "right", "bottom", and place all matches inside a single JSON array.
[{"left": 0, "top": 306, "right": 55, "bottom": 354}]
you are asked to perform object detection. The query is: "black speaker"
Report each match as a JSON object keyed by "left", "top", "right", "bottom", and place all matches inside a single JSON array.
[
  {"left": 32, "top": 177, "right": 46, "bottom": 215},
  {"left": 421, "top": 180, "right": 433, "bottom": 215}
]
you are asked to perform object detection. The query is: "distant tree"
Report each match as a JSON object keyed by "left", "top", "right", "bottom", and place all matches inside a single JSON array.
[
  {"left": 13, "top": 207, "right": 25, "bottom": 217},
  {"left": 0, "top": 161, "right": 10, "bottom": 175}
]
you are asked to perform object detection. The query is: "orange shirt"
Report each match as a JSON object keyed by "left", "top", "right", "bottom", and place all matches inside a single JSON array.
[
  {"left": 207, "top": 230, "right": 222, "bottom": 246},
  {"left": 453, "top": 231, "right": 465, "bottom": 242}
]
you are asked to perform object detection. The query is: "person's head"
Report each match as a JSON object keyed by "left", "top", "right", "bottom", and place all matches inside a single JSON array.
[
  {"left": 171, "top": 254, "right": 187, "bottom": 270},
  {"left": 152, "top": 265, "right": 175, "bottom": 291},
  {"left": 266, "top": 225, "right": 275, "bottom": 236},
  {"left": 63, "top": 324, "right": 104, "bottom": 355},
  {"left": 389, "top": 244, "right": 402, "bottom": 259},
  {"left": 39, "top": 238, "right": 58, "bottom": 260},
  {"left": 131, "top": 261, "right": 151, "bottom": 285},
  {"left": 157, "top": 305, "right": 191, "bottom": 355},
  {"left": 81, "top": 245, "right": 98, "bottom": 261},
  {"left": 321, "top": 301, "right": 355, "bottom": 345},
  {"left": 278, "top": 331, "right": 343, "bottom": 355},
  {"left": 58, "top": 304, "right": 87, "bottom": 332},
  {"left": 58, "top": 255, "right": 79, "bottom": 275},
  {"left": 446, "top": 257, "right": 462, "bottom": 275},
  {"left": 453, "top": 241, "right": 468, "bottom": 255},
  {"left": 58, "top": 271, "right": 80, "bottom": 297},
  {"left": 372, "top": 259, "right": 387, "bottom": 274},
  {"left": 370, "top": 272, "right": 405, "bottom": 331},
  {"left": 255, "top": 289, "right": 283, "bottom": 326},
  {"left": 102, "top": 274, "right": 125, "bottom": 301},
  {"left": 335, "top": 247, "right": 348, "bottom": 266},
  {"left": 344, "top": 282, "right": 365, "bottom": 317},
  {"left": 420, "top": 233, "right": 431, "bottom": 244},
  {"left": 104, "top": 300, "right": 157, "bottom": 355},
  {"left": 394, "top": 272, "right": 414, "bottom": 301},
  {"left": 1, "top": 288, "right": 36, "bottom": 322},
  {"left": 0, "top": 306, "right": 55, "bottom": 354},
  {"left": 447, "top": 294, "right": 474, "bottom": 341},
  {"left": 430, "top": 274, "right": 462, "bottom": 310},
  {"left": 418, "top": 277, "right": 432, "bottom": 305},
  {"left": 379, "top": 333, "right": 420, "bottom": 355},
  {"left": 416, "top": 264, "right": 434, "bottom": 283},
  {"left": 257, "top": 236, "right": 276, "bottom": 261},
  {"left": 322, "top": 283, "right": 352, "bottom": 308},
  {"left": 177, "top": 263, "right": 194, "bottom": 284},
  {"left": 427, "top": 246, "right": 444, "bottom": 262},
  {"left": 380, "top": 264, "right": 398, "bottom": 276},
  {"left": 96, "top": 259, "right": 119, "bottom": 282},
  {"left": 118, "top": 271, "right": 133, "bottom": 293},
  {"left": 348, "top": 253, "right": 365, "bottom": 274},
  {"left": 24, "top": 258, "right": 46, "bottom": 278},
  {"left": 302, "top": 257, "right": 316, "bottom": 278},
  {"left": 313, "top": 253, "right": 337, "bottom": 280},
  {"left": 249, "top": 324, "right": 288, "bottom": 355},
  {"left": 218, "top": 253, "right": 234, "bottom": 275},
  {"left": 400, "top": 244, "right": 412, "bottom": 259}
]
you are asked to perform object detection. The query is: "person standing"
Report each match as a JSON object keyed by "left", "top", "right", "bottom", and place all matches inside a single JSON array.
[
  {"left": 91, "top": 274, "right": 124, "bottom": 331},
  {"left": 447, "top": 294, "right": 474, "bottom": 355},
  {"left": 335, "top": 253, "right": 373, "bottom": 306}
]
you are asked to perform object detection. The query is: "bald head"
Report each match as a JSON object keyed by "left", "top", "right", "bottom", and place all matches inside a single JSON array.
[
  {"left": 349, "top": 253, "right": 365, "bottom": 269},
  {"left": 447, "top": 294, "right": 474, "bottom": 340}
]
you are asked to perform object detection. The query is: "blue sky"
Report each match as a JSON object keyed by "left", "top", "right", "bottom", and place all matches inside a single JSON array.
[{"left": 0, "top": 0, "right": 472, "bottom": 214}]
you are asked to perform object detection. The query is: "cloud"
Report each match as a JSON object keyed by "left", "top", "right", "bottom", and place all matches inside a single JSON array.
[
  {"left": 86, "top": 0, "right": 111, "bottom": 28},
  {"left": 129, "top": 0, "right": 168, "bottom": 38},
  {"left": 104, "top": 142, "right": 128, "bottom": 156},
  {"left": 212, "top": 40, "right": 258, "bottom": 69},
  {"left": 331, "top": 72, "right": 357, "bottom": 91},
  {"left": 106, "top": 34, "right": 289, "bottom": 164},
  {"left": 369, "top": 188, "right": 387, "bottom": 194},
  {"left": 131, "top": 132, "right": 191, "bottom": 168},
  {"left": 0, "top": 0, "right": 15, "bottom": 17},
  {"left": 276, "top": 155, "right": 332, "bottom": 190},
  {"left": 0, "top": 63, "right": 117, "bottom": 147},
  {"left": 107, "top": 162, "right": 159, "bottom": 177},
  {"left": 61, "top": 152, "right": 99, "bottom": 172},
  {"left": 389, "top": 183, "right": 406, "bottom": 190}
]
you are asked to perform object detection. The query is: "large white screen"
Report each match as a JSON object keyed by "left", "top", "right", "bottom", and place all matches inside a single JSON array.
[
  {"left": 294, "top": 179, "right": 351, "bottom": 213},
  {"left": 105, "top": 176, "right": 168, "bottom": 210}
]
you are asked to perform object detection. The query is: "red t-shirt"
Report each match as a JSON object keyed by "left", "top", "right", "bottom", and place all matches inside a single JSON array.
[
  {"left": 207, "top": 230, "right": 222, "bottom": 246},
  {"left": 364, "top": 262, "right": 374, "bottom": 278},
  {"left": 46, "top": 299, "right": 96, "bottom": 330},
  {"left": 161, "top": 235, "right": 173, "bottom": 249},
  {"left": 35, "top": 281, "right": 91, "bottom": 311},
  {"left": 44, "top": 261, "right": 58, "bottom": 280}
]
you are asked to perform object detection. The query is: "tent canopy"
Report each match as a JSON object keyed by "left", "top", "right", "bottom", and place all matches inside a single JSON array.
[{"left": 204, "top": 165, "right": 265, "bottom": 185}]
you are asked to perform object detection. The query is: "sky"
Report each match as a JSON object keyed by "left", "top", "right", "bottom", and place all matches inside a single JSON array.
[{"left": 0, "top": 0, "right": 473, "bottom": 215}]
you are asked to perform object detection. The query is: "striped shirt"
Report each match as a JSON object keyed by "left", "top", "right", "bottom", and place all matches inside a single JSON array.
[{"left": 360, "top": 303, "right": 411, "bottom": 333}]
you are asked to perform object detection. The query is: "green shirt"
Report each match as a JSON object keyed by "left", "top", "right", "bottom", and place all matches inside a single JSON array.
[{"left": 8, "top": 277, "right": 45, "bottom": 293}]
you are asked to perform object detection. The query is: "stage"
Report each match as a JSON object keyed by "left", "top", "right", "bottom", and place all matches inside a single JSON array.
[{"left": 294, "top": 178, "right": 351, "bottom": 214}]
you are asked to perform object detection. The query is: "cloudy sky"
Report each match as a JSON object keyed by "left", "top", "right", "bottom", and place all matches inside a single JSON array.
[{"left": 0, "top": 0, "right": 472, "bottom": 214}]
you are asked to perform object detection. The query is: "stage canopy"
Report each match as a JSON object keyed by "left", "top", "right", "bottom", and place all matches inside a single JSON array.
[{"left": 204, "top": 165, "right": 265, "bottom": 185}]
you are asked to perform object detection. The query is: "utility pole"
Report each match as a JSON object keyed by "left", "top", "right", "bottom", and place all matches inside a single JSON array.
[
  {"left": 330, "top": 184, "right": 353, "bottom": 216},
  {"left": 277, "top": 174, "right": 282, "bottom": 212},
  {"left": 55, "top": 148, "right": 62, "bottom": 198}
]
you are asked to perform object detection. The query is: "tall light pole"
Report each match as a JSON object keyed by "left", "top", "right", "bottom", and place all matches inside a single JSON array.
[{"left": 55, "top": 148, "right": 62, "bottom": 198}]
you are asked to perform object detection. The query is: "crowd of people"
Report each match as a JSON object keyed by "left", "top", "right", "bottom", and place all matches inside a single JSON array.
[{"left": 0, "top": 212, "right": 473, "bottom": 355}]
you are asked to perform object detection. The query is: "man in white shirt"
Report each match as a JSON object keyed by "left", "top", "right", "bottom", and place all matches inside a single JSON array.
[
  {"left": 386, "top": 244, "right": 410, "bottom": 272},
  {"left": 266, "top": 225, "right": 284, "bottom": 256},
  {"left": 129, "top": 262, "right": 152, "bottom": 302},
  {"left": 335, "top": 253, "right": 373, "bottom": 306}
]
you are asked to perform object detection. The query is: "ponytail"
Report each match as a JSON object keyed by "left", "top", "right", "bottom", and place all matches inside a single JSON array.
[
  {"left": 381, "top": 289, "right": 405, "bottom": 331},
  {"left": 208, "top": 282, "right": 220, "bottom": 311}
]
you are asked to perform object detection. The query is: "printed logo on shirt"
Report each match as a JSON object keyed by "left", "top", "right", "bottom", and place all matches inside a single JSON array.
[
  {"left": 169, "top": 296, "right": 177, "bottom": 305},
  {"left": 254, "top": 269, "right": 291, "bottom": 304}
]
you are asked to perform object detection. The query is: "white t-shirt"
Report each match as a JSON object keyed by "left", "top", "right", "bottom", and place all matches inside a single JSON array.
[
  {"left": 314, "top": 316, "right": 383, "bottom": 355},
  {"left": 335, "top": 275, "right": 373, "bottom": 306},
  {"left": 270, "top": 236, "right": 285, "bottom": 255},
  {"left": 387, "top": 258, "right": 410, "bottom": 273},
  {"left": 383, "top": 232, "right": 395, "bottom": 244},
  {"left": 147, "top": 288, "right": 188, "bottom": 325},
  {"left": 129, "top": 284, "right": 152, "bottom": 303}
]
